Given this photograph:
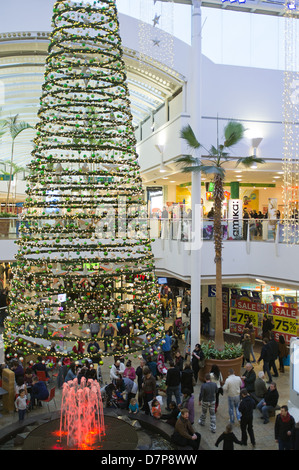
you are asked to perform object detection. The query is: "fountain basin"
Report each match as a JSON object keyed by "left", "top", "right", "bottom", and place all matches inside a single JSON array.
[{"left": 22, "top": 415, "right": 139, "bottom": 450}]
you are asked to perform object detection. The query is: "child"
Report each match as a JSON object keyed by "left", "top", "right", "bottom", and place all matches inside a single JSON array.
[
  {"left": 15, "top": 389, "right": 27, "bottom": 422},
  {"left": 151, "top": 398, "right": 162, "bottom": 419},
  {"left": 215, "top": 423, "right": 243, "bottom": 450},
  {"left": 129, "top": 397, "right": 139, "bottom": 414}
]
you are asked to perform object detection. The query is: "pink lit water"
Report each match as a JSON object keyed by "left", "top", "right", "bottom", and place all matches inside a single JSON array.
[{"left": 59, "top": 377, "right": 105, "bottom": 449}]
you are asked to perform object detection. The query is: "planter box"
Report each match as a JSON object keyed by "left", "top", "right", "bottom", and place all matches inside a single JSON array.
[
  {"left": 198, "top": 355, "right": 243, "bottom": 383},
  {"left": 0, "top": 220, "right": 10, "bottom": 238}
]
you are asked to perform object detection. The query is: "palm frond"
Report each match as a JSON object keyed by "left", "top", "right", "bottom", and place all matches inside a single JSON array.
[
  {"left": 224, "top": 121, "right": 245, "bottom": 148},
  {"left": 175, "top": 154, "right": 199, "bottom": 166},
  {"left": 236, "top": 156, "right": 265, "bottom": 168},
  {"left": 0, "top": 120, "right": 7, "bottom": 138},
  {"left": 200, "top": 165, "right": 225, "bottom": 178},
  {"left": 10, "top": 121, "right": 33, "bottom": 140},
  {"left": 184, "top": 164, "right": 225, "bottom": 178},
  {"left": 180, "top": 124, "right": 201, "bottom": 150}
]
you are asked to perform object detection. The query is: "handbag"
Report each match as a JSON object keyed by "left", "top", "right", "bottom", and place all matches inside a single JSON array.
[
  {"left": 198, "top": 359, "right": 205, "bottom": 368},
  {"left": 283, "top": 355, "right": 290, "bottom": 366}
]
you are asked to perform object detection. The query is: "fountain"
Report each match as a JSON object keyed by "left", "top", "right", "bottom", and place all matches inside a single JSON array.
[{"left": 59, "top": 377, "right": 105, "bottom": 450}]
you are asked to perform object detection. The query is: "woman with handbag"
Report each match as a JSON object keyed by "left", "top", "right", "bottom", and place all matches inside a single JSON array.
[{"left": 278, "top": 335, "right": 288, "bottom": 373}]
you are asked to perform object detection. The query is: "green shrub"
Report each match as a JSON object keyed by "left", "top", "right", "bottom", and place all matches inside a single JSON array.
[{"left": 201, "top": 340, "right": 243, "bottom": 360}]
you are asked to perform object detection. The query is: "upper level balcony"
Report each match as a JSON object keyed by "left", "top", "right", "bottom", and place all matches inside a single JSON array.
[{"left": 0, "top": 217, "right": 298, "bottom": 289}]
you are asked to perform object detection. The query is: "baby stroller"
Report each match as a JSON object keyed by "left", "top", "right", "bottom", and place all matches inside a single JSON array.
[{"left": 101, "top": 383, "right": 119, "bottom": 408}]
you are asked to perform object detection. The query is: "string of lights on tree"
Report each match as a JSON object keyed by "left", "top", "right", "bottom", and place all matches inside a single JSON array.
[
  {"left": 4, "top": 0, "right": 164, "bottom": 362},
  {"left": 282, "top": 0, "right": 299, "bottom": 243}
]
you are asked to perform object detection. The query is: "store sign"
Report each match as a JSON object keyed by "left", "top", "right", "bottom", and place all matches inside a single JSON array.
[
  {"left": 267, "top": 304, "right": 298, "bottom": 344},
  {"left": 228, "top": 199, "right": 242, "bottom": 239},
  {"left": 229, "top": 299, "right": 262, "bottom": 335}
]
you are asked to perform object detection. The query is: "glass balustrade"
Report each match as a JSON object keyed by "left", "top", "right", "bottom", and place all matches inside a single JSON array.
[{"left": 0, "top": 217, "right": 297, "bottom": 244}]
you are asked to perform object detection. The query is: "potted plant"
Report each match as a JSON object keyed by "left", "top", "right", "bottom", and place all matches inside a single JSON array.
[
  {"left": 199, "top": 340, "right": 243, "bottom": 381},
  {"left": 176, "top": 120, "right": 264, "bottom": 352}
]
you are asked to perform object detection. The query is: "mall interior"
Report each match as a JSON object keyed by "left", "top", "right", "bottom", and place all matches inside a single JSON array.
[{"left": 0, "top": 0, "right": 298, "bottom": 452}]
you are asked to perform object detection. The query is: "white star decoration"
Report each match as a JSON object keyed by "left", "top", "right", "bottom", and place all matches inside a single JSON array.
[
  {"left": 152, "top": 13, "right": 161, "bottom": 27},
  {"left": 152, "top": 38, "right": 161, "bottom": 47}
]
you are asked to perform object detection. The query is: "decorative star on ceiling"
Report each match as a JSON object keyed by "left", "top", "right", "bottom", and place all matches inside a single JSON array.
[
  {"left": 152, "top": 38, "right": 161, "bottom": 47},
  {"left": 152, "top": 13, "right": 161, "bottom": 27}
]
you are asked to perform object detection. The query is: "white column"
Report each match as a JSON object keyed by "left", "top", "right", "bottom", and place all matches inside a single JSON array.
[{"left": 189, "top": 0, "right": 203, "bottom": 349}]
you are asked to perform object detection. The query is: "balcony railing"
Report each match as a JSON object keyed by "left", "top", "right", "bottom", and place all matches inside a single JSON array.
[{"left": 0, "top": 217, "right": 298, "bottom": 244}]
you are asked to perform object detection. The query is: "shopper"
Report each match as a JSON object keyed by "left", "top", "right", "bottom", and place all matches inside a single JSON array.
[
  {"left": 251, "top": 371, "right": 267, "bottom": 404},
  {"left": 241, "top": 363, "right": 256, "bottom": 395},
  {"left": 268, "top": 333, "right": 279, "bottom": 377},
  {"left": 275, "top": 405, "right": 295, "bottom": 450},
  {"left": 161, "top": 401, "right": 180, "bottom": 427},
  {"left": 141, "top": 366, "right": 156, "bottom": 415},
  {"left": 29, "top": 376, "right": 49, "bottom": 409},
  {"left": 136, "top": 358, "right": 146, "bottom": 408},
  {"left": 257, "top": 382, "right": 279, "bottom": 424},
  {"left": 191, "top": 343, "right": 204, "bottom": 383},
  {"left": 151, "top": 398, "right": 162, "bottom": 419},
  {"left": 278, "top": 335, "right": 288, "bottom": 373},
  {"left": 110, "top": 359, "right": 125, "bottom": 383},
  {"left": 123, "top": 360, "right": 136, "bottom": 382},
  {"left": 161, "top": 330, "right": 172, "bottom": 363},
  {"left": 181, "top": 362, "right": 195, "bottom": 395},
  {"left": 129, "top": 397, "right": 139, "bottom": 415},
  {"left": 198, "top": 373, "right": 218, "bottom": 433},
  {"left": 201, "top": 307, "right": 211, "bottom": 336},
  {"left": 248, "top": 322, "right": 256, "bottom": 362},
  {"left": 238, "top": 388, "right": 256, "bottom": 448},
  {"left": 257, "top": 337, "right": 273, "bottom": 383},
  {"left": 215, "top": 423, "right": 243, "bottom": 450},
  {"left": 241, "top": 333, "right": 251, "bottom": 366},
  {"left": 180, "top": 389, "right": 195, "bottom": 424},
  {"left": 171, "top": 408, "right": 201, "bottom": 450},
  {"left": 209, "top": 364, "right": 223, "bottom": 413},
  {"left": 165, "top": 360, "right": 181, "bottom": 409},
  {"left": 222, "top": 368, "right": 242, "bottom": 424},
  {"left": 15, "top": 389, "right": 27, "bottom": 422}
]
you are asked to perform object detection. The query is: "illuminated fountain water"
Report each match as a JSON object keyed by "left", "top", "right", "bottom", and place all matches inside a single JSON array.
[{"left": 59, "top": 377, "right": 105, "bottom": 450}]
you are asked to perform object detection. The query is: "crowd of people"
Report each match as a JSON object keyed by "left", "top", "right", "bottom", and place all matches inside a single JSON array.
[
  {"left": 1, "top": 355, "right": 51, "bottom": 422},
  {"left": 1, "top": 318, "right": 298, "bottom": 451}
]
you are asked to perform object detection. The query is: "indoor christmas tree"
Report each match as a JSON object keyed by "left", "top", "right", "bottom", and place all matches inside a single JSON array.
[{"left": 4, "top": 0, "right": 164, "bottom": 361}]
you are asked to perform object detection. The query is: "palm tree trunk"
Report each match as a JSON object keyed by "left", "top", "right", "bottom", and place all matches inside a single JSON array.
[{"left": 213, "top": 174, "right": 224, "bottom": 350}]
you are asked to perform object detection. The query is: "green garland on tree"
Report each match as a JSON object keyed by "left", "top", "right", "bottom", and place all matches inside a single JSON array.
[{"left": 4, "top": 0, "right": 164, "bottom": 362}]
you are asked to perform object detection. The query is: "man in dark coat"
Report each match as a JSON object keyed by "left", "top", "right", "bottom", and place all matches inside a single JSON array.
[
  {"left": 275, "top": 405, "right": 295, "bottom": 450},
  {"left": 238, "top": 388, "right": 256, "bottom": 447},
  {"left": 257, "top": 382, "right": 279, "bottom": 424},
  {"left": 257, "top": 338, "right": 273, "bottom": 383}
]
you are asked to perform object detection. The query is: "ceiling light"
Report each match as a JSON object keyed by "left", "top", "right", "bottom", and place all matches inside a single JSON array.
[
  {"left": 159, "top": 164, "right": 168, "bottom": 173},
  {"left": 256, "top": 278, "right": 266, "bottom": 284}
]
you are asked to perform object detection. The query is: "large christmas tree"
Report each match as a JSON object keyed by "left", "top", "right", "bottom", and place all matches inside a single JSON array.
[{"left": 4, "top": 0, "right": 164, "bottom": 361}]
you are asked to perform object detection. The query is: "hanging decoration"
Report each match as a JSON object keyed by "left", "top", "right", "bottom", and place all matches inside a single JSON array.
[
  {"left": 282, "top": 1, "right": 299, "bottom": 244},
  {"left": 3, "top": 0, "right": 164, "bottom": 361},
  {"left": 138, "top": 0, "right": 174, "bottom": 72}
]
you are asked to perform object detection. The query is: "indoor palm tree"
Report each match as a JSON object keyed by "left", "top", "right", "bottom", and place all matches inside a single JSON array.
[
  {"left": 176, "top": 120, "right": 264, "bottom": 350},
  {"left": 0, "top": 115, "right": 32, "bottom": 211}
]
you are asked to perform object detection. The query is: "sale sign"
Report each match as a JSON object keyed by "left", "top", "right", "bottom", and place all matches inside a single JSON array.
[
  {"left": 267, "top": 304, "right": 298, "bottom": 344},
  {"left": 229, "top": 299, "right": 262, "bottom": 335}
]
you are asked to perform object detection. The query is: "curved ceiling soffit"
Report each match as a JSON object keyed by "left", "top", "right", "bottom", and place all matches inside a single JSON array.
[{"left": 0, "top": 31, "right": 186, "bottom": 126}]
